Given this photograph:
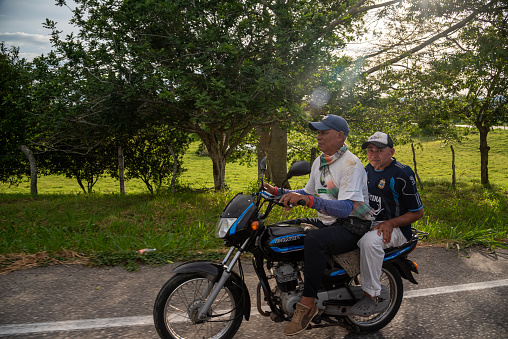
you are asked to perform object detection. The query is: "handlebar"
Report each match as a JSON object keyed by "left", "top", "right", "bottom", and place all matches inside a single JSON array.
[
  {"left": 256, "top": 190, "right": 308, "bottom": 220},
  {"left": 258, "top": 190, "right": 307, "bottom": 207}
]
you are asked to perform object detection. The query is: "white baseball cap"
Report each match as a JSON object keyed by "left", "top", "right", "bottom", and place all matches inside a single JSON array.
[{"left": 361, "top": 132, "right": 394, "bottom": 149}]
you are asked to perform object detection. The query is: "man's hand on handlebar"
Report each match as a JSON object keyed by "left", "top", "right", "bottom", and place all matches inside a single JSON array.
[
  {"left": 279, "top": 192, "right": 309, "bottom": 211},
  {"left": 261, "top": 183, "right": 277, "bottom": 195}
]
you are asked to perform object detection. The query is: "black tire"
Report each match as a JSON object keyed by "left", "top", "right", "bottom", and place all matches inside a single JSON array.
[
  {"left": 153, "top": 273, "right": 244, "bottom": 339},
  {"left": 347, "top": 264, "right": 403, "bottom": 332}
]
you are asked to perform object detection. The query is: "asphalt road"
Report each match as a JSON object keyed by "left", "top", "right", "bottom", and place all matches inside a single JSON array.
[{"left": 1, "top": 246, "right": 507, "bottom": 339}]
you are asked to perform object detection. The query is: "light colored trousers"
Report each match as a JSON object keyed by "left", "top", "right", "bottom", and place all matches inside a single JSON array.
[{"left": 357, "top": 227, "right": 407, "bottom": 297}]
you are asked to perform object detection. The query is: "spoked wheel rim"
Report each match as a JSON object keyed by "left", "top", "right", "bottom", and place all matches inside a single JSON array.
[
  {"left": 163, "top": 277, "right": 238, "bottom": 339},
  {"left": 347, "top": 266, "right": 402, "bottom": 328}
]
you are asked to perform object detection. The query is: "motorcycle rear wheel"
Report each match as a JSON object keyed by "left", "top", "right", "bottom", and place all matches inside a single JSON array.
[
  {"left": 347, "top": 264, "right": 403, "bottom": 332},
  {"left": 153, "top": 273, "right": 243, "bottom": 339}
]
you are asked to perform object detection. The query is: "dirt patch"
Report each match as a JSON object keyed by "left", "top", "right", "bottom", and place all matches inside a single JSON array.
[{"left": 0, "top": 250, "right": 89, "bottom": 275}]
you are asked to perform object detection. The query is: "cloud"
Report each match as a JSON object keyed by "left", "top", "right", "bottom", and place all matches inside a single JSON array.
[
  {"left": 0, "top": 32, "right": 53, "bottom": 60},
  {"left": 0, "top": 32, "right": 50, "bottom": 46},
  {"left": 0, "top": 0, "right": 77, "bottom": 59}
]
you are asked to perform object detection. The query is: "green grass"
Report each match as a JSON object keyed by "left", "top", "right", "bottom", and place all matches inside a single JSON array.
[
  {"left": 393, "top": 129, "right": 508, "bottom": 187},
  {"left": 0, "top": 191, "right": 315, "bottom": 272},
  {"left": 0, "top": 129, "right": 507, "bottom": 271},
  {"left": 3, "top": 129, "right": 505, "bottom": 194},
  {"left": 413, "top": 180, "right": 508, "bottom": 253},
  {"left": 0, "top": 172, "right": 148, "bottom": 195},
  {"left": 0, "top": 141, "right": 309, "bottom": 194}
]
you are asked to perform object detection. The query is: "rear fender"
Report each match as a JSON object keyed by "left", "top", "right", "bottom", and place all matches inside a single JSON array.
[
  {"left": 172, "top": 261, "right": 251, "bottom": 320},
  {"left": 389, "top": 259, "right": 418, "bottom": 284},
  {"left": 383, "top": 239, "right": 419, "bottom": 284}
]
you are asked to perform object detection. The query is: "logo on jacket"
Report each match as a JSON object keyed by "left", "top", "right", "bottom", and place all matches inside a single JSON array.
[{"left": 378, "top": 179, "right": 386, "bottom": 189}]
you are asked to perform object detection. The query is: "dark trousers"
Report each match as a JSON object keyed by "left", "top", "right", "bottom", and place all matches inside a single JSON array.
[{"left": 280, "top": 218, "right": 361, "bottom": 298}]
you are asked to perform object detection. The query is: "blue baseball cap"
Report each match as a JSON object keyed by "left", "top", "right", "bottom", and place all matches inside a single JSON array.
[{"left": 309, "top": 115, "right": 349, "bottom": 136}]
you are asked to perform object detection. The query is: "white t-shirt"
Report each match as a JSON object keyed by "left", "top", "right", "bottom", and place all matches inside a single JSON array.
[{"left": 303, "top": 150, "right": 369, "bottom": 225}]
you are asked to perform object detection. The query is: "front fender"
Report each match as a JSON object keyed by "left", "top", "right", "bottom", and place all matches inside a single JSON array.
[
  {"left": 173, "top": 261, "right": 221, "bottom": 280},
  {"left": 172, "top": 261, "right": 251, "bottom": 321}
]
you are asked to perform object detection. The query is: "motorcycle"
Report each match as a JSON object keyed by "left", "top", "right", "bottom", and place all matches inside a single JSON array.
[{"left": 154, "top": 159, "right": 427, "bottom": 338}]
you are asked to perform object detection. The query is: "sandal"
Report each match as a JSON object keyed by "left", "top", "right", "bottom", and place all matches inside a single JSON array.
[{"left": 351, "top": 295, "right": 378, "bottom": 316}]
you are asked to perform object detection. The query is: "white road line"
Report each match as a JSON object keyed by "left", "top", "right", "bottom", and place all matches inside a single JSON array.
[
  {"left": 1, "top": 278, "right": 507, "bottom": 335},
  {"left": 403, "top": 278, "right": 508, "bottom": 298},
  {"left": 0, "top": 316, "right": 153, "bottom": 335}
]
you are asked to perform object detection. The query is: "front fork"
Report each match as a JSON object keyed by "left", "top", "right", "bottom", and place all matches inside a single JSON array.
[{"left": 197, "top": 238, "right": 250, "bottom": 320}]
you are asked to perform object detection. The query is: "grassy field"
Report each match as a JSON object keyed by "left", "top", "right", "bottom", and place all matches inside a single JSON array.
[
  {"left": 394, "top": 129, "right": 508, "bottom": 187},
  {"left": 0, "top": 142, "right": 265, "bottom": 194},
  {"left": 0, "top": 129, "right": 507, "bottom": 272},
  {"left": 2, "top": 129, "right": 506, "bottom": 194}
]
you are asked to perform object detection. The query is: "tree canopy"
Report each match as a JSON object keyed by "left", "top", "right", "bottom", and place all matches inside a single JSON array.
[
  {"left": 0, "top": 44, "right": 34, "bottom": 183},
  {"left": 46, "top": 0, "right": 376, "bottom": 190},
  {"left": 365, "top": 0, "right": 508, "bottom": 185},
  {"left": 2, "top": 0, "right": 507, "bottom": 190}
]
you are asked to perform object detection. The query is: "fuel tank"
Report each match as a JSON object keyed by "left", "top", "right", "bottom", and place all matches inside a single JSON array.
[{"left": 260, "top": 225, "right": 308, "bottom": 261}]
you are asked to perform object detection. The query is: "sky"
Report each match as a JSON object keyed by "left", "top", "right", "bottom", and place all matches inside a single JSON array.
[
  {"left": 0, "top": 0, "right": 376, "bottom": 62},
  {"left": 0, "top": 0, "right": 76, "bottom": 60}
]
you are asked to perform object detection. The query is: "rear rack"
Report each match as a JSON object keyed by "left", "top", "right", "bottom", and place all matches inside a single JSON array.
[{"left": 411, "top": 227, "right": 429, "bottom": 241}]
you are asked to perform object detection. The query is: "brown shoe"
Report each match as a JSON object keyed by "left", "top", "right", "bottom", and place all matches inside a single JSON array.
[{"left": 283, "top": 302, "right": 318, "bottom": 336}]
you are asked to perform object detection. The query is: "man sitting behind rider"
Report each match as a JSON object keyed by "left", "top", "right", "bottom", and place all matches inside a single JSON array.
[
  {"left": 263, "top": 114, "right": 374, "bottom": 336},
  {"left": 351, "top": 132, "right": 424, "bottom": 316}
]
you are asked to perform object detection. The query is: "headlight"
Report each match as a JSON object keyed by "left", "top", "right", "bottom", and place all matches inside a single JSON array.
[{"left": 214, "top": 218, "right": 237, "bottom": 238}]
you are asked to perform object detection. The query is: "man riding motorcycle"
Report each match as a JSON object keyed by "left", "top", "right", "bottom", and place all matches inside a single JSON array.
[{"left": 262, "top": 114, "right": 374, "bottom": 335}]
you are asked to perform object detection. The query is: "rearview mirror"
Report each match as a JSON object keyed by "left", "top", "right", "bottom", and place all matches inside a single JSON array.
[
  {"left": 286, "top": 161, "right": 311, "bottom": 180},
  {"left": 259, "top": 157, "right": 267, "bottom": 172}
]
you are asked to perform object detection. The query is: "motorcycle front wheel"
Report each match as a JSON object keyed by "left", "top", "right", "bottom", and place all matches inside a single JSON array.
[
  {"left": 347, "top": 264, "right": 403, "bottom": 332},
  {"left": 153, "top": 272, "right": 244, "bottom": 339}
]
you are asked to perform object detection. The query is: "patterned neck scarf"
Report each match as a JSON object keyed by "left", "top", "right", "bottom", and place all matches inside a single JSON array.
[
  {"left": 319, "top": 144, "right": 375, "bottom": 221},
  {"left": 319, "top": 145, "right": 348, "bottom": 197}
]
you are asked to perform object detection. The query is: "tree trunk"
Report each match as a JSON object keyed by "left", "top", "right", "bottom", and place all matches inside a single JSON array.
[
  {"left": 477, "top": 125, "right": 490, "bottom": 185},
  {"left": 256, "top": 123, "right": 289, "bottom": 188},
  {"left": 267, "top": 123, "right": 289, "bottom": 188},
  {"left": 209, "top": 148, "right": 226, "bottom": 191},
  {"left": 76, "top": 174, "right": 87, "bottom": 194},
  {"left": 196, "top": 129, "right": 230, "bottom": 191},
  {"left": 118, "top": 146, "right": 125, "bottom": 194},
  {"left": 145, "top": 180, "right": 154, "bottom": 195},
  {"left": 311, "top": 147, "right": 318, "bottom": 165},
  {"left": 196, "top": 124, "right": 258, "bottom": 191},
  {"left": 19, "top": 145, "right": 37, "bottom": 196}
]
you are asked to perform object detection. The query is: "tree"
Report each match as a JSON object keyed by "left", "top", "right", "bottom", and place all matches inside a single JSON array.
[
  {"left": 45, "top": 0, "right": 504, "bottom": 192},
  {"left": 371, "top": 1, "right": 508, "bottom": 185},
  {"left": 246, "top": 1, "right": 504, "bottom": 180},
  {"left": 44, "top": 142, "right": 117, "bottom": 194},
  {"left": 49, "top": 0, "right": 373, "bottom": 190},
  {"left": 352, "top": 0, "right": 501, "bottom": 76},
  {"left": 442, "top": 10, "right": 508, "bottom": 185},
  {"left": 0, "top": 44, "right": 33, "bottom": 185},
  {"left": 119, "top": 126, "right": 190, "bottom": 194}
]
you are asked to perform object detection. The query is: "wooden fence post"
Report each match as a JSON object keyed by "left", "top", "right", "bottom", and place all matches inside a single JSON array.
[
  {"left": 411, "top": 143, "right": 423, "bottom": 190},
  {"left": 451, "top": 145, "right": 456, "bottom": 187},
  {"left": 19, "top": 145, "right": 37, "bottom": 196},
  {"left": 118, "top": 146, "right": 125, "bottom": 195},
  {"left": 168, "top": 145, "right": 178, "bottom": 193}
]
